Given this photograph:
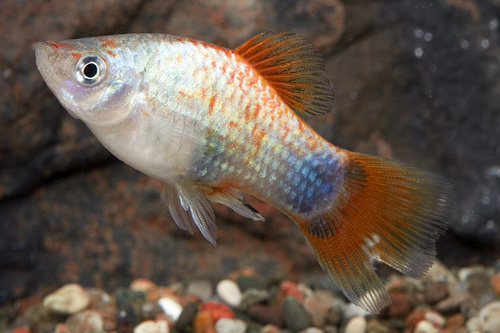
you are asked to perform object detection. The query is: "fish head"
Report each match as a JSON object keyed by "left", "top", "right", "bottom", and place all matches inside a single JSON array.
[{"left": 34, "top": 37, "right": 139, "bottom": 126}]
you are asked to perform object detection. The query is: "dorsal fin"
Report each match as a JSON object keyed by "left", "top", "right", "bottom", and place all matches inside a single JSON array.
[{"left": 234, "top": 32, "right": 334, "bottom": 117}]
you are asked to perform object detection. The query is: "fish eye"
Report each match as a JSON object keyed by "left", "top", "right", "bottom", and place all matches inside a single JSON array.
[{"left": 75, "top": 53, "right": 107, "bottom": 86}]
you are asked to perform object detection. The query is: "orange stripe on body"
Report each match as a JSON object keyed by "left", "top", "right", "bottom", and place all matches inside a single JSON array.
[{"left": 208, "top": 95, "right": 216, "bottom": 116}]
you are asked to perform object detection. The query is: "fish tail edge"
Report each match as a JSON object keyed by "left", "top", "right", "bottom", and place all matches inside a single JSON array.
[{"left": 294, "top": 151, "right": 453, "bottom": 313}]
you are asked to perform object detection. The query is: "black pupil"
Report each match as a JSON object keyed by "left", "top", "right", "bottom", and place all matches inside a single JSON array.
[{"left": 83, "top": 62, "right": 98, "bottom": 78}]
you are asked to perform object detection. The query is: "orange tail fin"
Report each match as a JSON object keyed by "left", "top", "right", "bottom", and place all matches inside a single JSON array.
[{"left": 295, "top": 151, "right": 452, "bottom": 313}]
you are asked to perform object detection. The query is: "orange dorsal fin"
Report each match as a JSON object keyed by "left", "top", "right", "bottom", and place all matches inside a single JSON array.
[{"left": 234, "top": 32, "right": 335, "bottom": 116}]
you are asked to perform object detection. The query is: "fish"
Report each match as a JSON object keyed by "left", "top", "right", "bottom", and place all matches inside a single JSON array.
[{"left": 34, "top": 32, "right": 452, "bottom": 313}]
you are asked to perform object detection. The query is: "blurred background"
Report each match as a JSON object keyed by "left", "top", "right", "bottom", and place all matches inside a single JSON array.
[{"left": 0, "top": 0, "right": 499, "bottom": 306}]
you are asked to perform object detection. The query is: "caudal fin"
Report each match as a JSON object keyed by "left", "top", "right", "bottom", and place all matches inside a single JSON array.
[{"left": 296, "top": 151, "right": 452, "bottom": 313}]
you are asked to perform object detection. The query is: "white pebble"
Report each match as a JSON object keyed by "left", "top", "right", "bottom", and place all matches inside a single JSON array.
[
  {"left": 344, "top": 315, "right": 367, "bottom": 333},
  {"left": 414, "top": 320, "right": 438, "bottom": 333},
  {"left": 216, "top": 279, "right": 242, "bottom": 307},
  {"left": 66, "top": 310, "right": 104, "bottom": 332},
  {"left": 215, "top": 318, "right": 246, "bottom": 333},
  {"left": 479, "top": 301, "right": 500, "bottom": 333},
  {"left": 158, "top": 297, "right": 183, "bottom": 320},
  {"left": 43, "top": 283, "right": 90, "bottom": 314},
  {"left": 134, "top": 319, "right": 169, "bottom": 333},
  {"left": 344, "top": 303, "right": 368, "bottom": 320}
]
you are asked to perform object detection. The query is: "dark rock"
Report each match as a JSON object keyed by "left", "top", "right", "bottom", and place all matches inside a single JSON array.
[
  {"left": 425, "top": 281, "right": 449, "bottom": 304},
  {"left": 175, "top": 301, "right": 199, "bottom": 332},
  {"left": 239, "top": 288, "right": 270, "bottom": 311},
  {"left": 236, "top": 276, "right": 267, "bottom": 292},
  {"left": 280, "top": 297, "right": 312, "bottom": 332},
  {"left": 247, "top": 304, "right": 283, "bottom": 327}
]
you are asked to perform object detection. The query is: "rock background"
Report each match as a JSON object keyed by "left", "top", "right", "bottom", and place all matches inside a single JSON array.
[{"left": 1, "top": 0, "right": 499, "bottom": 305}]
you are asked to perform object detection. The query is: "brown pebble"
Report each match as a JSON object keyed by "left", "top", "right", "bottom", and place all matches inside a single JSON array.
[
  {"left": 388, "top": 292, "right": 411, "bottom": 318},
  {"left": 193, "top": 310, "right": 215, "bottom": 333},
  {"left": 405, "top": 310, "right": 426, "bottom": 331},
  {"left": 131, "top": 278, "right": 156, "bottom": 292},
  {"left": 435, "top": 292, "right": 472, "bottom": 315},
  {"left": 248, "top": 304, "right": 283, "bottom": 327},
  {"left": 425, "top": 281, "right": 448, "bottom": 304},
  {"left": 491, "top": 274, "right": 500, "bottom": 298},
  {"left": 446, "top": 313, "right": 466, "bottom": 330}
]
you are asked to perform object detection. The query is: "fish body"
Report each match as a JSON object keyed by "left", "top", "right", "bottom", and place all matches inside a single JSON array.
[{"left": 35, "top": 32, "right": 452, "bottom": 313}]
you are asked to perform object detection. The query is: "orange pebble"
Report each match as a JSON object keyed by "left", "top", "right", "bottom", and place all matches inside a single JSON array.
[
  {"left": 193, "top": 310, "right": 215, "bottom": 333},
  {"left": 201, "top": 301, "right": 235, "bottom": 322}
]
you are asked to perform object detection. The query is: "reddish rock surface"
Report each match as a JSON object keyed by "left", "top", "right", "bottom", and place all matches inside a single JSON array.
[{"left": 1, "top": 0, "right": 500, "bottom": 306}]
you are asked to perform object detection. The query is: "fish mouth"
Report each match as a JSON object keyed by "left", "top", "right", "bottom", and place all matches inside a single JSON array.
[{"left": 33, "top": 41, "right": 82, "bottom": 120}]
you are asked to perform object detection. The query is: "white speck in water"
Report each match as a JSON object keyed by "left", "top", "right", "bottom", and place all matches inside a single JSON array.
[
  {"left": 460, "top": 39, "right": 470, "bottom": 49},
  {"left": 350, "top": 91, "right": 358, "bottom": 100},
  {"left": 414, "top": 28, "right": 424, "bottom": 38},
  {"left": 3, "top": 68, "right": 11, "bottom": 78},
  {"left": 481, "top": 195, "right": 490, "bottom": 205},
  {"left": 461, "top": 215, "right": 470, "bottom": 224},
  {"left": 486, "top": 220, "right": 496, "bottom": 230},
  {"left": 424, "top": 32, "right": 433, "bottom": 42},
  {"left": 414, "top": 47, "right": 424, "bottom": 58},
  {"left": 489, "top": 18, "right": 499, "bottom": 30},
  {"left": 481, "top": 39, "right": 490, "bottom": 49},
  {"left": 429, "top": 64, "right": 437, "bottom": 73}
]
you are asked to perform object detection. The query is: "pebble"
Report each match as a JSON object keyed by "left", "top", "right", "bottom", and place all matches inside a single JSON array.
[
  {"left": 434, "top": 292, "right": 472, "bottom": 314},
  {"left": 214, "top": 318, "right": 247, "bottom": 333},
  {"left": 303, "top": 289, "right": 339, "bottom": 326},
  {"left": 261, "top": 324, "right": 281, "bottom": 333},
  {"left": 194, "top": 310, "right": 215, "bottom": 333},
  {"left": 344, "top": 315, "right": 367, "bottom": 333},
  {"left": 281, "top": 296, "right": 312, "bottom": 332},
  {"left": 66, "top": 310, "right": 104, "bottom": 333},
  {"left": 405, "top": 310, "right": 426, "bottom": 331},
  {"left": 424, "top": 311, "right": 445, "bottom": 328},
  {"left": 187, "top": 279, "right": 213, "bottom": 302},
  {"left": 424, "top": 281, "right": 448, "bottom": 304},
  {"left": 53, "top": 323, "right": 71, "bottom": 333},
  {"left": 43, "top": 283, "right": 90, "bottom": 315},
  {"left": 466, "top": 316, "right": 481, "bottom": 332},
  {"left": 216, "top": 279, "right": 243, "bottom": 307},
  {"left": 414, "top": 320, "right": 438, "bottom": 333},
  {"left": 130, "top": 278, "right": 156, "bottom": 292},
  {"left": 248, "top": 304, "right": 283, "bottom": 327},
  {"left": 445, "top": 313, "right": 466, "bottom": 330},
  {"left": 279, "top": 281, "right": 304, "bottom": 301},
  {"left": 479, "top": 301, "right": 500, "bottom": 333},
  {"left": 343, "top": 302, "right": 369, "bottom": 320},
  {"left": 175, "top": 301, "right": 199, "bottom": 332},
  {"left": 492, "top": 274, "right": 500, "bottom": 298},
  {"left": 366, "top": 319, "right": 389, "bottom": 333},
  {"left": 387, "top": 291, "right": 411, "bottom": 318},
  {"left": 239, "top": 288, "right": 270, "bottom": 310},
  {"left": 158, "top": 296, "right": 183, "bottom": 321},
  {"left": 299, "top": 327, "right": 324, "bottom": 333},
  {"left": 201, "top": 301, "right": 235, "bottom": 322},
  {"left": 236, "top": 275, "right": 267, "bottom": 291},
  {"left": 134, "top": 319, "right": 169, "bottom": 333}
]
